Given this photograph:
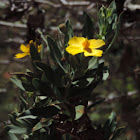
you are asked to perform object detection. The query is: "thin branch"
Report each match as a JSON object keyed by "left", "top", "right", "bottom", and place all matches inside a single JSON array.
[
  {"left": 34, "top": 0, "right": 61, "bottom": 8},
  {"left": 60, "top": 0, "right": 90, "bottom": 6},
  {"left": 0, "top": 21, "right": 27, "bottom": 28},
  {"left": 124, "top": 0, "right": 140, "bottom": 11},
  {"left": 86, "top": 3, "right": 96, "bottom": 10},
  {"left": 0, "top": 60, "right": 10, "bottom": 64},
  {"left": 104, "top": 90, "right": 138, "bottom": 103}
]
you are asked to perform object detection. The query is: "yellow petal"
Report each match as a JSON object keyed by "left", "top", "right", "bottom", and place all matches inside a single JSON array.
[
  {"left": 89, "top": 39, "right": 105, "bottom": 49},
  {"left": 29, "top": 40, "right": 33, "bottom": 44},
  {"left": 66, "top": 45, "right": 84, "bottom": 55},
  {"left": 20, "top": 44, "right": 30, "bottom": 53},
  {"left": 14, "top": 53, "right": 29, "bottom": 58},
  {"left": 84, "top": 49, "right": 103, "bottom": 57},
  {"left": 38, "top": 45, "right": 42, "bottom": 52},
  {"left": 68, "top": 36, "right": 85, "bottom": 46}
]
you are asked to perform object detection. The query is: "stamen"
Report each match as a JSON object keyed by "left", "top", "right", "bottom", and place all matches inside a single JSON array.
[
  {"left": 82, "top": 39, "right": 90, "bottom": 49},
  {"left": 82, "top": 39, "right": 91, "bottom": 53}
]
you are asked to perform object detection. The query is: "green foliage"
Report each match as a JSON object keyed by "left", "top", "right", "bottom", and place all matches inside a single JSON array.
[
  {"left": 98, "top": 1, "right": 117, "bottom": 39},
  {"left": 64, "top": 20, "right": 74, "bottom": 46},
  {"left": 97, "top": 0, "right": 123, "bottom": 52},
  {"left": 82, "top": 12, "right": 94, "bottom": 39},
  {"left": 103, "top": 112, "right": 117, "bottom": 139},
  {"left": 75, "top": 105, "right": 85, "bottom": 120},
  {"left": 10, "top": 77, "right": 25, "bottom": 91},
  {"left": 30, "top": 43, "right": 41, "bottom": 61},
  {"left": 6, "top": 1, "right": 125, "bottom": 140}
]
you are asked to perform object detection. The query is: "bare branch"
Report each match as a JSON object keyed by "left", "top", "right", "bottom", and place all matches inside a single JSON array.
[
  {"left": 60, "top": 0, "right": 90, "bottom": 6},
  {"left": 0, "top": 21, "right": 27, "bottom": 28},
  {"left": 124, "top": 0, "right": 140, "bottom": 11},
  {"left": 34, "top": 0, "right": 61, "bottom": 8}
]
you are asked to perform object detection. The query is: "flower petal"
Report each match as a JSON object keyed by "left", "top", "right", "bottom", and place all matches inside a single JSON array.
[
  {"left": 84, "top": 49, "right": 103, "bottom": 57},
  {"left": 14, "top": 53, "right": 29, "bottom": 58},
  {"left": 38, "top": 45, "right": 42, "bottom": 52},
  {"left": 68, "top": 36, "right": 85, "bottom": 46},
  {"left": 89, "top": 39, "right": 105, "bottom": 49},
  {"left": 66, "top": 45, "right": 84, "bottom": 55},
  {"left": 20, "top": 44, "right": 30, "bottom": 53},
  {"left": 29, "top": 40, "right": 33, "bottom": 44}
]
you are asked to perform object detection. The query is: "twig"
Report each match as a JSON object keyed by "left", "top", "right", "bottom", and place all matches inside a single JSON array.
[
  {"left": 124, "top": 0, "right": 140, "bottom": 11},
  {"left": 105, "top": 90, "right": 138, "bottom": 103},
  {"left": 0, "top": 60, "right": 10, "bottom": 64},
  {"left": 86, "top": 3, "right": 96, "bottom": 10},
  {"left": 0, "top": 88, "right": 7, "bottom": 93},
  {"left": 121, "top": 36, "right": 140, "bottom": 40},
  {"left": 34, "top": 0, "right": 61, "bottom": 8},
  {"left": 0, "top": 21, "right": 27, "bottom": 28},
  {"left": 60, "top": 0, "right": 90, "bottom": 6}
]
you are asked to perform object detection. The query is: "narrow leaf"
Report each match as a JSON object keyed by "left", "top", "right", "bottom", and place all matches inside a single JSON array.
[
  {"left": 104, "top": 12, "right": 123, "bottom": 53},
  {"left": 47, "top": 36, "right": 62, "bottom": 61},
  {"left": 32, "top": 78, "right": 40, "bottom": 89},
  {"left": 11, "top": 77, "right": 25, "bottom": 91},
  {"left": 64, "top": 20, "right": 74, "bottom": 46},
  {"left": 88, "top": 98, "right": 105, "bottom": 110},
  {"left": 111, "top": 127, "right": 125, "bottom": 140},
  {"left": 103, "top": 112, "right": 117, "bottom": 139},
  {"left": 75, "top": 105, "right": 85, "bottom": 120},
  {"left": 30, "top": 43, "right": 41, "bottom": 61},
  {"left": 8, "top": 125, "right": 27, "bottom": 134},
  {"left": 82, "top": 12, "right": 94, "bottom": 39},
  {"left": 88, "top": 57, "right": 97, "bottom": 69},
  {"left": 31, "top": 106, "right": 60, "bottom": 118}
]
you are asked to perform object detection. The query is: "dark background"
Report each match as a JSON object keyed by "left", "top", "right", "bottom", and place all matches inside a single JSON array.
[{"left": 0, "top": 0, "right": 140, "bottom": 140}]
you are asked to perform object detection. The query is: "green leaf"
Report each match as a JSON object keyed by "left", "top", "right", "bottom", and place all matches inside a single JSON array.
[
  {"left": 22, "top": 81, "right": 34, "bottom": 92},
  {"left": 98, "top": 0, "right": 118, "bottom": 40},
  {"left": 47, "top": 36, "right": 62, "bottom": 61},
  {"left": 11, "top": 77, "right": 25, "bottom": 91},
  {"left": 41, "top": 42, "right": 44, "bottom": 60},
  {"left": 35, "top": 61, "right": 62, "bottom": 86},
  {"left": 30, "top": 43, "right": 41, "bottom": 61},
  {"left": 69, "top": 63, "right": 106, "bottom": 98},
  {"left": 19, "top": 89, "right": 28, "bottom": 111},
  {"left": 88, "top": 98, "right": 105, "bottom": 110},
  {"left": 103, "top": 112, "right": 117, "bottom": 139},
  {"left": 47, "top": 36, "right": 66, "bottom": 73},
  {"left": 9, "top": 113, "right": 32, "bottom": 128},
  {"left": 104, "top": 12, "right": 123, "bottom": 53},
  {"left": 103, "top": 70, "right": 109, "bottom": 80},
  {"left": 75, "top": 105, "right": 85, "bottom": 120},
  {"left": 32, "top": 122, "right": 43, "bottom": 132},
  {"left": 18, "top": 115, "right": 37, "bottom": 120},
  {"left": 32, "top": 78, "right": 40, "bottom": 89},
  {"left": 32, "top": 120, "right": 52, "bottom": 132},
  {"left": 64, "top": 20, "right": 74, "bottom": 46},
  {"left": 108, "top": 0, "right": 116, "bottom": 12},
  {"left": 41, "top": 72, "right": 48, "bottom": 83},
  {"left": 37, "top": 30, "right": 47, "bottom": 59},
  {"left": 5, "top": 126, "right": 18, "bottom": 140},
  {"left": 82, "top": 12, "right": 94, "bottom": 39},
  {"left": 88, "top": 57, "right": 97, "bottom": 69},
  {"left": 37, "top": 29, "right": 48, "bottom": 46},
  {"left": 8, "top": 125, "right": 27, "bottom": 134},
  {"left": 31, "top": 106, "right": 60, "bottom": 118},
  {"left": 111, "top": 127, "right": 125, "bottom": 140},
  {"left": 7, "top": 132, "right": 18, "bottom": 140},
  {"left": 8, "top": 114, "right": 23, "bottom": 127},
  {"left": 61, "top": 134, "right": 72, "bottom": 140}
]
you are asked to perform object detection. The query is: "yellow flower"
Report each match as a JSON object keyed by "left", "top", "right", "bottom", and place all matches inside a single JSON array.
[
  {"left": 66, "top": 36, "right": 105, "bottom": 57},
  {"left": 15, "top": 40, "right": 42, "bottom": 58}
]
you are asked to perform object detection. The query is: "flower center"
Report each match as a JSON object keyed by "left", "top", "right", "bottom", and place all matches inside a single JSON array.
[{"left": 82, "top": 39, "right": 92, "bottom": 53}]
